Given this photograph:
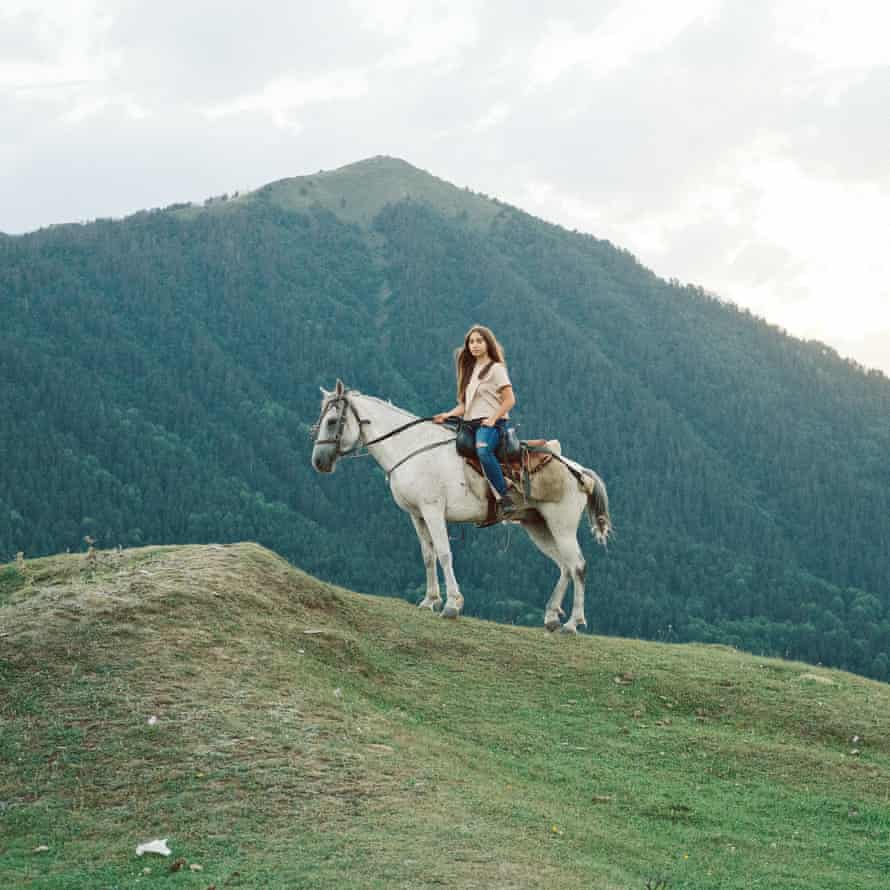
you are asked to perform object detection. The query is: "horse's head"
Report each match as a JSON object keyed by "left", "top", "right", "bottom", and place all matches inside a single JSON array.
[{"left": 310, "top": 380, "right": 364, "bottom": 473}]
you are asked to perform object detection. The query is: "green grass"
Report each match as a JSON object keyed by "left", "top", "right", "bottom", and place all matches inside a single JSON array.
[
  {"left": 171, "top": 156, "right": 503, "bottom": 233},
  {"left": 1, "top": 543, "right": 888, "bottom": 888},
  {"left": 249, "top": 156, "right": 502, "bottom": 229},
  {"left": 0, "top": 566, "right": 25, "bottom": 605}
]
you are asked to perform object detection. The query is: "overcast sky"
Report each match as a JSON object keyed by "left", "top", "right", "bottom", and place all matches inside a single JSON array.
[{"left": 3, "top": 0, "right": 889, "bottom": 374}]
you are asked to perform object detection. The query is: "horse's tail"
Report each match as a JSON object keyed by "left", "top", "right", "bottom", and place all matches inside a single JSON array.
[{"left": 581, "top": 470, "right": 611, "bottom": 548}]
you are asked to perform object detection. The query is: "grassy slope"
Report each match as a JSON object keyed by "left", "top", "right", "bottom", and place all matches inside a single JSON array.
[
  {"left": 249, "top": 156, "right": 502, "bottom": 229},
  {"left": 171, "top": 155, "right": 500, "bottom": 229},
  {"left": 1, "top": 545, "right": 888, "bottom": 890}
]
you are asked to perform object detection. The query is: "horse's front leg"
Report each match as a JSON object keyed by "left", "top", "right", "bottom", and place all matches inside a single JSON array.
[
  {"left": 410, "top": 514, "right": 441, "bottom": 612},
  {"left": 419, "top": 503, "right": 464, "bottom": 619}
]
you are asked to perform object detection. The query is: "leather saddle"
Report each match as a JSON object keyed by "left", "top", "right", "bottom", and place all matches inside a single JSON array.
[
  {"left": 463, "top": 438, "right": 559, "bottom": 480},
  {"left": 444, "top": 419, "right": 561, "bottom": 524},
  {"left": 463, "top": 439, "right": 562, "bottom": 526}
]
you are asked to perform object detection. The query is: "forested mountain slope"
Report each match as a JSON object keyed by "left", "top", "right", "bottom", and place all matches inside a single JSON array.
[{"left": 1, "top": 156, "right": 888, "bottom": 679}]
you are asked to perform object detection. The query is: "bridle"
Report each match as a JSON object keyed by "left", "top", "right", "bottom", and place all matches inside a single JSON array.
[
  {"left": 310, "top": 392, "right": 371, "bottom": 458},
  {"left": 310, "top": 389, "right": 456, "bottom": 473}
]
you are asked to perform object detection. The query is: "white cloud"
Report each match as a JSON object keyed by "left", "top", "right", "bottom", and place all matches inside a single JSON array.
[
  {"left": 347, "top": 0, "right": 480, "bottom": 74},
  {"left": 473, "top": 101, "right": 511, "bottom": 132},
  {"left": 204, "top": 70, "right": 370, "bottom": 126},
  {"left": 0, "top": 1, "right": 116, "bottom": 92},
  {"left": 379, "top": 18, "right": 479, "bottom": 72},
  {"left": 773, "top": 0, "right": 890, "bottom": 70},
  {"left": 61, "top": 95, "right": 150, "bottom": 123},
  {"left": 727, "top": 148, "right": 890, "bottom": 341},
  {"left": 770, "top": 1, "right": 890, "bottom": 118},
  {"left": 529, "top": 0, "right": 721, "bottom": 86},
  {"left": 0, "top": 60, "right": 98, "bottom": 91},
  {"left": 61, "top": 95, "right": 109, "bottom": 123}
]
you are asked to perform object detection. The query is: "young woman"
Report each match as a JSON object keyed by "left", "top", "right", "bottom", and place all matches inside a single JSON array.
[{"left": 434, "top": 324, "right": 518, "bottom": 517}]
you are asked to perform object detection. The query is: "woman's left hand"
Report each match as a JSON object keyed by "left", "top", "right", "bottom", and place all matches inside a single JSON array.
[{"left": 481, "top": 416, "right": 498, "bottom": 427}]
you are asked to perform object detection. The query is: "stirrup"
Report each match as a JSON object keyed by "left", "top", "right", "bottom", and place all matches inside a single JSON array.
[
  {"left": 475, "top": 515, "right": 502, "bottom": 529},
  {"left": 475, "top": 495, "right": 505, "bottom": 528},
  {"left": 501, "top": 493, "right": 521, "bottom": 513}
]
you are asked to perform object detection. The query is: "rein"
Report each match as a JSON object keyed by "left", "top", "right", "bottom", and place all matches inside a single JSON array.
[
  {"left": 365, "top": 416, "right": 437, "bottom": 448},
  {"left": 311, "top": 391, "right": 456, "bottom": 475},
  {"left": 384, "top": 438, "right": 455, "bottom": 477}
]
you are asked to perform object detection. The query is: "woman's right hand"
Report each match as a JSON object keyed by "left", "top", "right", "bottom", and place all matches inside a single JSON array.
[{"left": 433, "top": 413, "right": 449, "bottom": 424}]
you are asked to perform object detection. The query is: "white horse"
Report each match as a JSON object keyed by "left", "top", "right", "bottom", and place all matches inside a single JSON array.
[{"left": 310, "top": 380, "right": 611, "bottom": 633}]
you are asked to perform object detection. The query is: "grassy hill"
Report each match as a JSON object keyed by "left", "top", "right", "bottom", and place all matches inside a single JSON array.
[
  {"left": 254, "top": 156, "right": 502, "bottom": 229},
  {"left": 178, "top": 156, "right": 501, "bottom": 229},
  {"left": 1, "top": 545, "right": 888, "bottom": 889}
]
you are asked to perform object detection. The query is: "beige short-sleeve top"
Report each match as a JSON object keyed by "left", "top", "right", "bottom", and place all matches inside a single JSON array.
[{"left": 464, "top": 362, "right": 512, "bottom": 420}]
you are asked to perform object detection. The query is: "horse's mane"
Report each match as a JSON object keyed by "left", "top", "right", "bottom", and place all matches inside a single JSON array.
[
  {"left": 351, "top": 392, "right": 455, "bottom": 441},
  {"left": 351, "top": 392, "right": 419, "bottom": 421}
]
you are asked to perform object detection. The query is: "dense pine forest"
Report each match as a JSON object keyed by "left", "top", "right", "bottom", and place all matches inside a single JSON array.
[{"left": 1, "top": 157, "right": 888, "bottom": 680}]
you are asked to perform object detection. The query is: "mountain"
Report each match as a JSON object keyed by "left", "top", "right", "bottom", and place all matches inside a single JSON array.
[
  {"left": 2, "top": 544, "right": 888, "bottom": 889},
  {"left": 1, "top": 157, "right": 889, "bottom": 681}
]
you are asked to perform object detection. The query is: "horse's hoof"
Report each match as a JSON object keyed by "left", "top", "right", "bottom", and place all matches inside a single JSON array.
[
  {"left": 441, "top": 606, "right": 461, "bottom": 620},
  {"left": 559, "top": 623, "right": 579, "bottom": 635},
  {"left": 418, "top": 597, "right": 442, "bottom": 612},
  {"left": 544, "top": 618, "right": 561, "bottom": 632}
]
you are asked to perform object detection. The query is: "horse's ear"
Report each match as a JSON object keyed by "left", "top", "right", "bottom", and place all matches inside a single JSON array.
[
  {"left": 335, "top": 379, "right": 345, "bottom": 396},
  {"left": 320, "top": 386, "right": 332, "bottom": 399}
]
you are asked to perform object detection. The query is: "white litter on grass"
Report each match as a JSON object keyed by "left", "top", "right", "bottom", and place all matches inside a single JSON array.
[
  {"left": 147, "top": 716, "right": 158, "bottom": 726},
  {"left": 136, "top": 839, "right": 171, "bottom": 857}
]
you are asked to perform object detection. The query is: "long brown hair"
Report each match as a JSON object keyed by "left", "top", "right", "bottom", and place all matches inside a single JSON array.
[{"left": 454, "top": 324, "right": 507, "bottom": 401}]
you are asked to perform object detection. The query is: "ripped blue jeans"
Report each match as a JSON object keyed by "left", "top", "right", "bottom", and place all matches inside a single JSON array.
[{"left": 475, "top": 419, "right": 508, "bottom": 497}]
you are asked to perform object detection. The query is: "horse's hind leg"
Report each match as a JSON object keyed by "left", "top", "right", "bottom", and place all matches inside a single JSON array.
[
  {"left": 549, "top": 524, "right": 587, "bottom": 635},
  {"left": 410, "top": 514, "right": 441, "bottom": 612},
  {"left": 419, "top": 504, "right": 464, "bottom": 619},
  {"left": 522, "top": 519, "right": 570, "bottom": 631}
]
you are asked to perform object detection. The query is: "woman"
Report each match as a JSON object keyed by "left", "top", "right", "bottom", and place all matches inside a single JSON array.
[{"left": 434, "top": 324, "right": 518, "bottom": 518}]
